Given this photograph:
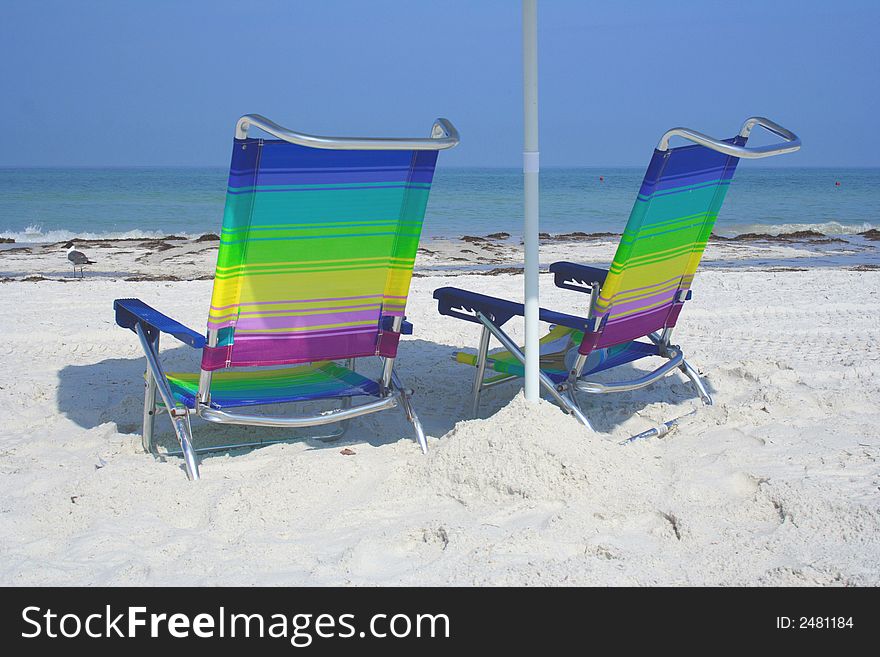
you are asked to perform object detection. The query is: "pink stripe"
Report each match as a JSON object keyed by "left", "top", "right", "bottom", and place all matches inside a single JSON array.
[
  {"left": 200, "top": 331, "right": 386, "bottom": 371},
  {"left": 232, "top": 327, "right": 377, "bottom": 340}
]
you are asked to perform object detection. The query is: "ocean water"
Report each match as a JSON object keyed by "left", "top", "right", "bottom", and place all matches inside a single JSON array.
[{"left": 0, "top": 167, "right": 876, "bottom": 243}]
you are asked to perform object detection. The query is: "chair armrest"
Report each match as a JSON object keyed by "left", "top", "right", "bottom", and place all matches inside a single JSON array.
[
  {"left": 380, "top": 316, "right": 413, "bottom": 335},
  {"left": 433, "top": 287, "right": 589, "bottom": 330},
  {"left": 549, "top": 261, "right": 608, "bottom": 294},
  {"left": 114, "top": 298, "right": 206, "bottom": 348}
]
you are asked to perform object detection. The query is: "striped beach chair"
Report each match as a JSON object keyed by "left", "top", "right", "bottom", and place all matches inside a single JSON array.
[
  {"left": 114, "top": 114, "right": 459, "bottom": 479},
  {"left": 435, "top": 117, "right": 799, "bottom": 437}
]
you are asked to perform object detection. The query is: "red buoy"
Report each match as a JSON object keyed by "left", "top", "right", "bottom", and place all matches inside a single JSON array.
[
  {"left": 599, "top": 176, "right": 604, "bottom": 182},
  {"left": 835, "top": 181, "right": 841, "bottom": 187}
]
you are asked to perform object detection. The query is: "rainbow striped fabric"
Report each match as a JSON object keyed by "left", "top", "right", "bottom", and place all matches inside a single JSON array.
[
  {"left": 201, "top": 139, "right": 438, "bottom": 371},
  {"left": 585, "top": 137, "right": 746, "bottom": 351},
  {"left": 455, "top": 325, "right": 657, "bottom": 384},
  {"left": 165, "top": 362, "right": 380, "bottom": 409}
]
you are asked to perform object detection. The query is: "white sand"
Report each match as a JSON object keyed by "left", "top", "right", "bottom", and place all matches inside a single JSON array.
[{"left": 0, "top": 240, "right": 878, "bottom": 585}]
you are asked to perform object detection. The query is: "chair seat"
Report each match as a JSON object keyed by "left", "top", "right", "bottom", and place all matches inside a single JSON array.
[
  {"left": 455, "top": 325, "right": 658, "bottom": 384},
  {"left": 164, "top": 361, "right": 381, "bottom": 410}
]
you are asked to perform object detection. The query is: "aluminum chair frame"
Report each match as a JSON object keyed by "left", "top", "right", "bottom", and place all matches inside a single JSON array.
[
  {"left": 464, "top": 306, "right": 707, "bottom": 438},
  {"left": 135, "top": 317, "right": 421, "bottom": 476},
  {"left": 444, "top": 117, "right": 799, "bottom": 439},
  {"left": 124, "top": 115, "right": 459, "bottom": 481}
]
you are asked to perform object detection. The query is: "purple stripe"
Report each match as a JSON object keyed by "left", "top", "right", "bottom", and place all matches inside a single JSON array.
[
  {"left": 608, "top": 302, "right": 674, "bottom": 326},
  {"left": 597, "top": 306, "right": 672, "bottom": 349},
  {"left": 201, "top": 331, "right": 381, "bottom": 371},
  {"left": 231, "top": 309, "right": 379, "bottom": 331},
  {"left": 232, "top": 326, "right": 377, "bottom": 340},
  {"left": 608, "top": 290, "right": 677, "bottom": 318}
]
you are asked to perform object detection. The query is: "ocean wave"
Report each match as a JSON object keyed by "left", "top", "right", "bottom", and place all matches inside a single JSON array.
[
  {"left": 715, "top": 221, "right": 876, "bottom": 238},
  {"left": 2, "top": 219, "right": 876, "bottom": 244},
  {"left": 0, "top": 224, "right": 200, "bottom": 243}
]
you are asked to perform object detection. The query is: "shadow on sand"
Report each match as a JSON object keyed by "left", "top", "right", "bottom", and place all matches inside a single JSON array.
[{"left": 56, "top": 337, "right": 713, "bottom": 461}]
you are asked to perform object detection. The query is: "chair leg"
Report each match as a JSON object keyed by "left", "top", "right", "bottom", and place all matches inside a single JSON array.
[
  {"left": 171, "top": 411, "right": 200, "bottom": 481},
  {"left": 142, "top": 367, "right": 157, "bottom": 453},
  {"left": 471, "top": 325, "right": 491, "bottom": 417},
  {"left": 135, "top": 322, "right": 201, "bottom": 480},
  {"left": 407, "top": 405, "right": 428, "bottom": 455},
  {"left": 559, "top": 386, "right": 594, "bottom": 431},
  {"left": 391, "top": 372, "right": 428, "bottom": 454},
  {"left": 340, "top": 358, "right": 354, "bottom": 435},
  {"left": 141, "top": 332, "right": 159, "bottom": 453},
  {"left": 557, "top": 388, "right": 594, "bottom": 430},
  {"left": 680, "top": 359, "right": 713, "bottom": 405},
  {"left": 318, "top": 359, "right": 354, "bottom": 443},
  {"left": 475, "top": 312, "right": 594, "bottom": 430}
]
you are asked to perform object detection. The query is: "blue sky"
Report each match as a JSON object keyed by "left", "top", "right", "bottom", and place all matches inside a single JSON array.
[{"left": 1, "top": 0, "right": 877, "bottom": 167}]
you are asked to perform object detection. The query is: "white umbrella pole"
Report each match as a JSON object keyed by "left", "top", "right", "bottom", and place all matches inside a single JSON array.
[{"left": 522, "top": 0, "right": 540, "bottom": 402}]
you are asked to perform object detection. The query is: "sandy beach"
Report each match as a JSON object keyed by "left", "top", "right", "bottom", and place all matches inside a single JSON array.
[{"left": 0, "top": 235, "right": 877, "bottom": 586}]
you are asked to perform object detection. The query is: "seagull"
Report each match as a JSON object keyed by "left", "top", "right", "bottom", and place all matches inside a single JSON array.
[{"left": 63, "top": 241, "right": 95, "bottom": 278}]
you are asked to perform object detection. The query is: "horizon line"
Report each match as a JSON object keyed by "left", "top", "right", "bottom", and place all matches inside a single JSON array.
[{"left": 2, "top": 164, "right": 879, "bottom": 170}]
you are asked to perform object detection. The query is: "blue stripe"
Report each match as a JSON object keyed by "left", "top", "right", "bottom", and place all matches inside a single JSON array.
[
  {"left": 230, "top": 165, "right": 434, "bottom": 175},
  {"left": 225, "top": 183, "right": 430, "bottom": 195},
  {"left": 637, "top": 179, "right": 730, "bottom": 202}
]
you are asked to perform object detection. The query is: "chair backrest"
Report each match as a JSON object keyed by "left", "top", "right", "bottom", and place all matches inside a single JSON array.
[
  {"left": 588, "top": 136, "right": 746, "bottom": 350},
  {"left": 201, "top": 138, "right": 439, "bottom": 371}
]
